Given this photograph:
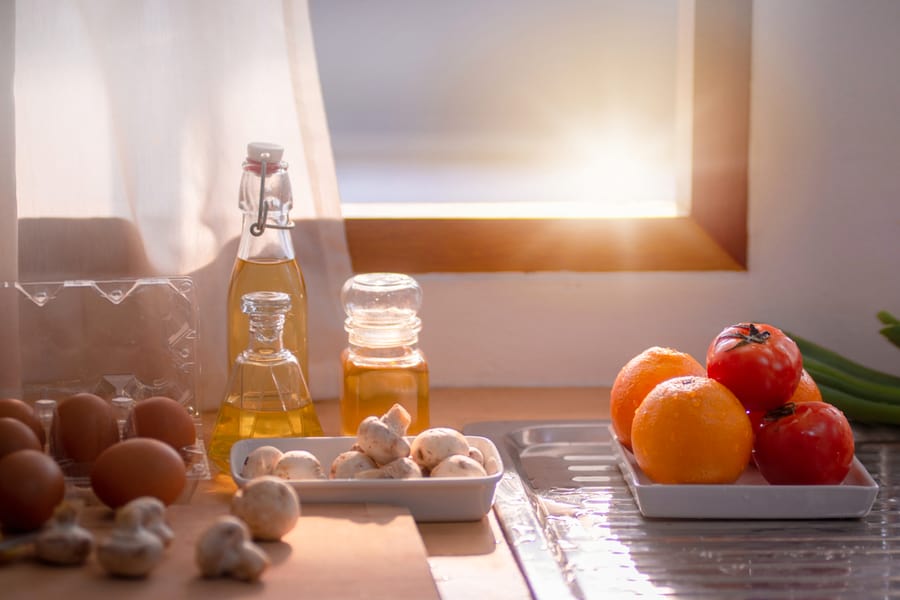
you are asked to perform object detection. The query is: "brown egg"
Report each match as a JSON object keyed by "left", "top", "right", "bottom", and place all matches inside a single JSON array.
[
  {"left": 0, "top": 398, "right": 46, "bottom": 446},
  {"left": 0, "top": 417, "right": 42, "bottom": 459},
  {"left": 0, "top": 449, "right": 66, "bottom": 532},
  {"left": 52, "top": 393, "right": 119, "bottom": 464},
  {"left": 90, "top": 438, "right": 187, "bottom": 508},
  {"left": 126, "top": 396, "right": 196, "bottom": 451}
]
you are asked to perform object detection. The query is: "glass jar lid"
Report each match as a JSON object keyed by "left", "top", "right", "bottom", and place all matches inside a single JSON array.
[{"left": 341, "top": 273, "right": 422, "bottom": 347}]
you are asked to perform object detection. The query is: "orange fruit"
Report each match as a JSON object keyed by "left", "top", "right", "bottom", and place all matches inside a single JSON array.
[
  {"left": 610, "top": 346, "right": 706, "bottom": 449},
  {"left": 789, "top": 368, "right": 822, "bottom": 404},
  {"left": 631, "top": 376, "right": 753, "bottom": 484},
  {"left": 748, "top": 369, "right": 822, "bottom": 433}
]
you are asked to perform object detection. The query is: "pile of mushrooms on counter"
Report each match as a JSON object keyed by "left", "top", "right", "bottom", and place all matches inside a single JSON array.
[
  {"left": 240, "top": 403, "right": 498, "bottom": 481},
  {"left": 25, "top": 490, "right": 282, "bottom": 583},
  {"left": 29, "top": 496, "right": 178, "bottom": 578}
]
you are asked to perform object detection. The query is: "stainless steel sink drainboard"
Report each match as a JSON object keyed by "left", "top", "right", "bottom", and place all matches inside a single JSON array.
[{"left": 465, "top": 420, "right": 900, "bottom": 599}]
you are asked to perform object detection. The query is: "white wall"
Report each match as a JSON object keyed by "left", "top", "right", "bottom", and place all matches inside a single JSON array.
[{"left": 416, "top": 1, "right": 900, "bottom": 388}]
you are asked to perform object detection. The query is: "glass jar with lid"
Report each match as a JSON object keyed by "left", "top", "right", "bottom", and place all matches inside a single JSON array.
[{"left": 339, "top": 273, "right": 429, "bottom": 436}]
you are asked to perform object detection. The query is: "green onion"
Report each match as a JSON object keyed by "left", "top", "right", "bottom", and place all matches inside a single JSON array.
[
  {"left": 785, "top": 327, "right": 900, "bottom": 426},
  {"left": 803, "top": 356, "right": 900, "bottom": 405},
  {"left": 818, "top": 384, "right": 900, "bottom": 425},
  {"left": 786, "top": 331, "right": 900, "bottom": 388},
  {"left": 877, "top": 311, "right": 900, "bottom": 349}
]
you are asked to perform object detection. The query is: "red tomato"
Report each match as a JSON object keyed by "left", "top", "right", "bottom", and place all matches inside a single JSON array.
[
  {"left": 747, "top": 409, "right": 766, "bottom": 433},
  {"left": 752, "top": 401, "right": 855, "bottom": 485},
  {"left": 707, "top": 323, "right": 803, "bottom": 412}
]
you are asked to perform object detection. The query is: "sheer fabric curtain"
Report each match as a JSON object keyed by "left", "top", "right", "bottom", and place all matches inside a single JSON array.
[{"left": 1, "top": 0, "right": 352, "bottom": 408}]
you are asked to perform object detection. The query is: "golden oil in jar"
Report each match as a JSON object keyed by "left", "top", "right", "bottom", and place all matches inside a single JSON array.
[
  {"left": 210, "top": 291, "right": 322, "bottom": 473},
  {"left": 208, "top": 400, "right": 322, "bottom": 473},
  {"left": 340, "top": 348, "right": 429, "bottom": 436}
]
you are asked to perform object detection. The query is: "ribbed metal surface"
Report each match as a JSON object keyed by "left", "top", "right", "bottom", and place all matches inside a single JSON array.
[{"left": 466, "top": 421, "right": 900, "bottom": 599}]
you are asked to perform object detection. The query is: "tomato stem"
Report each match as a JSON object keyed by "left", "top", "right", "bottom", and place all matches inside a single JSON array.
[
  {"left": 764, "top": 402, "right": 796, "bottom": 422},
  {"left": 721, "top": 323, "right": 771, "bottom": 351}
]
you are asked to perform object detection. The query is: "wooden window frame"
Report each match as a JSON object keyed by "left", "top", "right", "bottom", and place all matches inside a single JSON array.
[{"left": 344, "top": 1, "right": 751, "bottom": 274}]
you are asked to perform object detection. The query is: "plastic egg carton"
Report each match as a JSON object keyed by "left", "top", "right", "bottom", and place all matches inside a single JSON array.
[{"left": 0, "top": 277, "right": 210, "bottom": 502}]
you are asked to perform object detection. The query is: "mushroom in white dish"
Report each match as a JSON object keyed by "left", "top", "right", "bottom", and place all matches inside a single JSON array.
[
  {"left": 356, "top": 403, "right": 412, "bottom": 466},
  {"left": 34, "top": 501, "right": 94, "bottom": 566},
  {"left": 330, "top": 450, "right": 377, "bottom": 479},
  {"left": 96, "top": 500, "right": 165, "bottom": 577},
  {"left": 355, "top": 457, "right": 423, "bottom": 480},
  {"left": 231, "top": 476, "right": 300, "bottom": 541},
  {"left": 410, "top": 427, "right": 470, "bottom": 472},
  {"left": 273, "top": 450, "right": 325, "bottom": 480},
  {"left": 240, "top": 445, "right": 284, "bottom": 478},
  {"left": 431, "top": 454, "right": 488, "bottom": 478},
  {"left": 196, "top": 515, "right": 269, "bottom": 582},
  {"left": 467, "top": 446, "right": 485, "bottom": 467}
]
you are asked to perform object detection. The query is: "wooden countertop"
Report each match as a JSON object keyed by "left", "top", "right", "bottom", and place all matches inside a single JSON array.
[
  {"left": 1, "top": 387, "right": 609, "bottom": 600},
  {"left": 319, "top": 387, "right": 609, "bottom": 600}
]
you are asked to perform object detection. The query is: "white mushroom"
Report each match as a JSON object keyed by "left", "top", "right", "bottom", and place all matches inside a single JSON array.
[
  {"left": 273, "top": 450, "right": 325, "bottom": 480},
  {"left": 381, "top": 456, "right": 423, "bottom": 479},
  {"left": 196, "top": 515, "right": 269, "bottom": 582},
  {"left": 353, "top": 468, "right": 387, "bottom": 479},
  {"left": 124, "top": 496, "right": 174, "bottom": 547},
  {"left": 231, "top": 476, "right": 300, "bottom": 541},
  {"left": 356, "top": 403, "right": 412, "bottom": 466},
  {"left": 410, "top": 427, "right": 470, "bottom": 472},
  {"left": 355, "top": 457, "right": 423, "bottom": 480},
  {"left": 467, "top": 445, "right": 500, "bottom": 473},
  {"left": 381, "top": 402, "right": 412, "bottom": 434},
  {"left": 96, "top": 501, "right": 165, "bottom": 578},
  {"left": 483, "top": 455, "right": 501, "bottom": 475},
  {"left": 34, "top": 501, "right": 94, "bottom": 566},
  {"left": 431, "top": 454, "right": 488, "bottom": 478},
  {"left": 330, "top": 450, "right": 377, "bottom": 479},
  {"left": 240, "top": 445, "right": 284, "bottom": 478}
]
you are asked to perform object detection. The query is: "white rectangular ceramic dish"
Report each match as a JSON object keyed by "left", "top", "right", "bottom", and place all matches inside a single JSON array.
[
  {"left": 609, "top": 426, "right": 878, "bottom": 519},
  {"left": 230, "top": 435, "right": 503, "bottom": 522}
]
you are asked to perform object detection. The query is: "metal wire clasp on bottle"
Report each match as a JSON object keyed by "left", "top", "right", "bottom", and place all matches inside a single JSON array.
[{"left": 249, "top": 152, "right": 295, "bottom": 237}]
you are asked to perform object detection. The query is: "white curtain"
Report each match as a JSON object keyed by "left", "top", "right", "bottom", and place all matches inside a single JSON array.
[{"left": 1, "top": 0, "right": 353, "bottom": 408}]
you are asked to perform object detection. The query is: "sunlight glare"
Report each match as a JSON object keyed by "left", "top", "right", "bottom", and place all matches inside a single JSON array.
[
  {"left": 555, "top": 127, "right": 679, "bottom": 217},
  {"left": 339, "top": 128, "right": 682, "bottom": 220}
]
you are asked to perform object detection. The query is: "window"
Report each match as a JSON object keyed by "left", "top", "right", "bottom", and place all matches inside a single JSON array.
[{"left": 311, "top": 0, "right": 751, "bottom": 273}]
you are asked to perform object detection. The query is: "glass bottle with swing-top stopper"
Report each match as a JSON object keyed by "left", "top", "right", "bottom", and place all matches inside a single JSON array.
[{"left": 227, "top": 142, "right": 309, "bottom": 387}]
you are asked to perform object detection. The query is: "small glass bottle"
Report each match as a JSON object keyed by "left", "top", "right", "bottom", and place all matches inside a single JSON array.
[
  {"left": 340, "top": 273, "right": 429, "bottom": 436},
  {"left": 227, "top": 142, "right": 309, "bottom": 388},
  {"left": 209, "top": 291, "right": 322, "bottom": 473}
]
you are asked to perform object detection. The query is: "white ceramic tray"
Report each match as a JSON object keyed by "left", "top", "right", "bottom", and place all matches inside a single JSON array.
[
  {"left": 609, "top": 426, "right": 878, "bottom": 519},
  {"left": 230, "top": 436, "right": 503, "bottom": 522}
]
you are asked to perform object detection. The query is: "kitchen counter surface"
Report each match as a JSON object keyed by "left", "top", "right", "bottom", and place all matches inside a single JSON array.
[
  {"left": 306, "top": 386, "right": 609, "bottom": 600},
  {"left": 0, "top": 387, "right": 608, "bottom": 599}
]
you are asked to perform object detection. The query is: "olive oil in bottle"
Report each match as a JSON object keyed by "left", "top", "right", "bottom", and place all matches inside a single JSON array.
[
  {"left": 339, "top": 273, "right": 429, "bottom": 436},
  {"left": 228, "top": 256, "right": 306, "bottom": 377},
  {"left": 227, "top": 142, "right": 309, "bottom": 387},
  {"left": 209, "top": 291, "right": 322, "bottom": 473}
]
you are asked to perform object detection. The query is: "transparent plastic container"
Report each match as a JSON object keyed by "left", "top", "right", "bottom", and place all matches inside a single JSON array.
[{"left": 0, "top": 277, "right": 209, "bottom": 502}]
